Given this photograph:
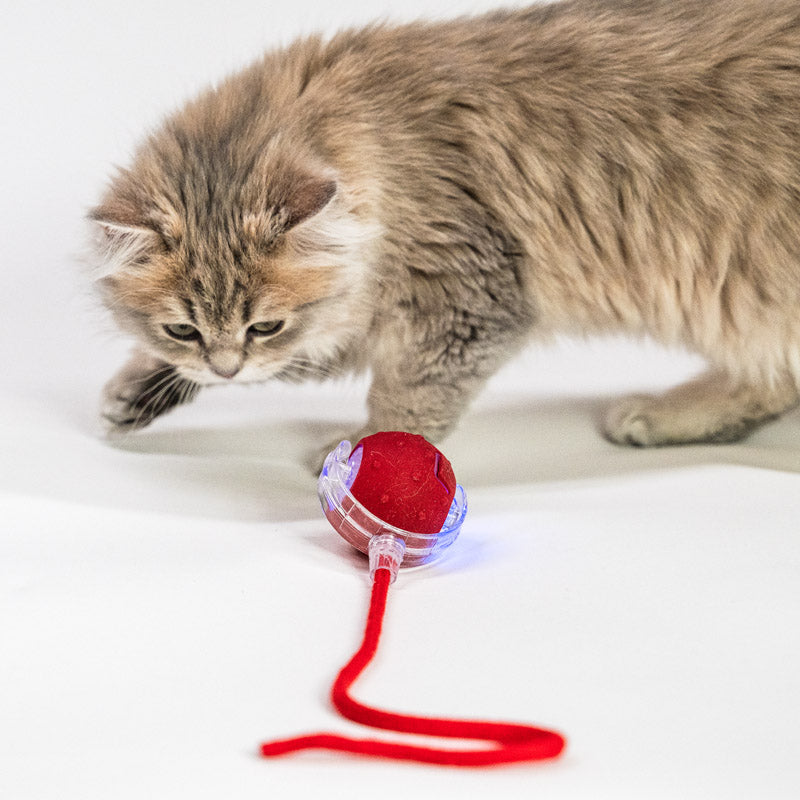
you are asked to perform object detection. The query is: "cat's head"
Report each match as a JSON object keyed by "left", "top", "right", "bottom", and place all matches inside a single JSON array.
[{"left": 89, "top": 133, "right": 379, "bottom": 385}]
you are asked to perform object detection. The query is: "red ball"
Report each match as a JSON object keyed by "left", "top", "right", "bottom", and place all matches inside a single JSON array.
[{"left": 347, "top": 432, "right": 457, "bottom": 535}]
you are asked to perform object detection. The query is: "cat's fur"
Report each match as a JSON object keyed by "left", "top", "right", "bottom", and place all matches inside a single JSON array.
[{"left": 91, "top": 0, "right": 800, "bottom": 462}]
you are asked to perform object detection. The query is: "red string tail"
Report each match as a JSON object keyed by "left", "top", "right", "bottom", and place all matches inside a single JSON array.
[{"left": 260, "top": 568, "right": 566, "bottom": 767}]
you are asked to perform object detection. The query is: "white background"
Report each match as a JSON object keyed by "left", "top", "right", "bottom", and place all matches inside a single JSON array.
[{"left": 2, "top": 1, "right": 799, "bottom": 798}]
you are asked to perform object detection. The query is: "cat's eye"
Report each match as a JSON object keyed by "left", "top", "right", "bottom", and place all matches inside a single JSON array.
[
  {"left": 248, "top": 320, "right": 285, "bottom": 338},
  {"left": 163, "top": 323, "right": 201, "bottom": 342}
]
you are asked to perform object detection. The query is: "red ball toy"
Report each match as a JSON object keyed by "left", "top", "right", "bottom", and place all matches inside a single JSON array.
[
  {"left": 262, "top": 431, "right": 567, "bottom": 768},
  {"left": 348, "top": 431, "right": 457, "bottom": 534},
  {"left": 318, "top": 431, "right": 467, "bottom": 570}
]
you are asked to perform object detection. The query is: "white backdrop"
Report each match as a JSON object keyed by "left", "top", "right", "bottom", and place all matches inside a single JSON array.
[{"left": 2, "top": 2, "right": 799, "bottom": 798}]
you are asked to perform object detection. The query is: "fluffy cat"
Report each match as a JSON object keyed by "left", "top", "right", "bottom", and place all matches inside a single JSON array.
[{"left": 91, "top": 0, "right": 800, "bottom": 464}]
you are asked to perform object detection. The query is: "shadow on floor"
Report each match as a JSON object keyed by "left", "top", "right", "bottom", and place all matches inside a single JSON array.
[{"left": 99, "top": 392, "right": 800, "bottom": 521}]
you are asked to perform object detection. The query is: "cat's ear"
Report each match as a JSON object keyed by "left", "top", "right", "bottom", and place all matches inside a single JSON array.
[
  {"left": 88, "top": 200, "right": 163, "bottom": 277},
  {"left": 243, "top": 174, "right": 337, "bottom": 245},
  {"left": 267, "top": 166, "right": 379, "bottom": 271},
  {"left": 283, "top": 175, "right": 338, "bottom": 230}
]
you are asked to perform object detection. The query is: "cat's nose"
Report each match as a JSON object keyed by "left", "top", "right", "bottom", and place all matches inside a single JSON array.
[
  {"left": 207, "top": 350, "right": 242, "bottom": 379},
  {"left": 212, "top": 365, "right": 241, "bottom": 379}
]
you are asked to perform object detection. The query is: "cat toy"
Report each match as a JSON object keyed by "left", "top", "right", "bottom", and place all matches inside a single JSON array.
[{"left": 260, "top": 431, "right": 566, "bottom": 766}]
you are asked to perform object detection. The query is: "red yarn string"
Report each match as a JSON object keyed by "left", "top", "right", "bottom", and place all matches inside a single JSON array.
[{"left": 260, "top": 568, "right": 566, "bottom": 767}]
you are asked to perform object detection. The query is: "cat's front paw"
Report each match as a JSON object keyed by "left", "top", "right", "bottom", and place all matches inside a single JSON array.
[{"left": 101, "top": 360, "right": 198, "bottom": 433}]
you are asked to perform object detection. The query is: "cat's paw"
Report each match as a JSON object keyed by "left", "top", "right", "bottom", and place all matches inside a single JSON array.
[
  {"left": 602, "top": 380, "right": 783, "bottom": 447},
  {"left": 101, "top": 387, "right": 147, "bottom": 434},
  {"left": 100, "top": 373, "right": 161, "bottom": 433},
  {"left": 101, "top": 362, "right": 198, "bottom": 434},
  {"left": 602, "top": 394, "right": 664, "bottom": 447}
]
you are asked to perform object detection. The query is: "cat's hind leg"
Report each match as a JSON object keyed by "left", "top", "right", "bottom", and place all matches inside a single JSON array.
[
  {"left": 602, "top": 369, "right": 799, "bottom": 447},
  {"left": 101, "top": 349, "right": 200, "bottom": 432}
]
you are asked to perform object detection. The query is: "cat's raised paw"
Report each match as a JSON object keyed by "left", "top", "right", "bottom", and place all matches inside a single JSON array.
[
  {"left": 100, "top": 361, "right": 198, "bottom": 433},
  {"left": 101, "top": 391, "right": 147, "bottom": 433}
]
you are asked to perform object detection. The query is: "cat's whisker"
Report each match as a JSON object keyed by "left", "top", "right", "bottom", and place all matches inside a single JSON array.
[
  {"left": 179, "top": 377, "right": 200, "bottom": 408},
  {"left": 277, "top": 355, "right": 340, "bottom": 381},
  {"left": 130, "top": 370, "right": 187, "bottom": 428},
  {"left": 129, "top": 376, "right": 176, "bottom": 429}
]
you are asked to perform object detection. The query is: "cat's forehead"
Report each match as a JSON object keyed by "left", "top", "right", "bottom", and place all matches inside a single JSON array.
[
  {"left": 178, "top": 262, "right": 258, "bottom": 327},
  {"left": 157, "top": 194, "right": 340, "bottom": 323},
  {"left": 173, "top": 246, "right": 336, "bottom": 327}
]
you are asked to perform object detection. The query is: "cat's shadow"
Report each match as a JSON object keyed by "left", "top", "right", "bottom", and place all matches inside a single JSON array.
[
  {"left": 105, "top": 392, "right": 800, "bottom": 524},
  {"left": 449, "top": 394, "right": 800, "bottom": 486}
]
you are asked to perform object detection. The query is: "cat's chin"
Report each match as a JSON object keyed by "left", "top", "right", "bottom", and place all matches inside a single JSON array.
[{"left": 176, "top": 366, "right": 276, "bottom": 388}]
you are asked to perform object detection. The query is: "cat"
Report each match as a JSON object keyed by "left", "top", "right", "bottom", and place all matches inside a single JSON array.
[{"left": 90, "top": 0, "right": 800, "bottom": 468}]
